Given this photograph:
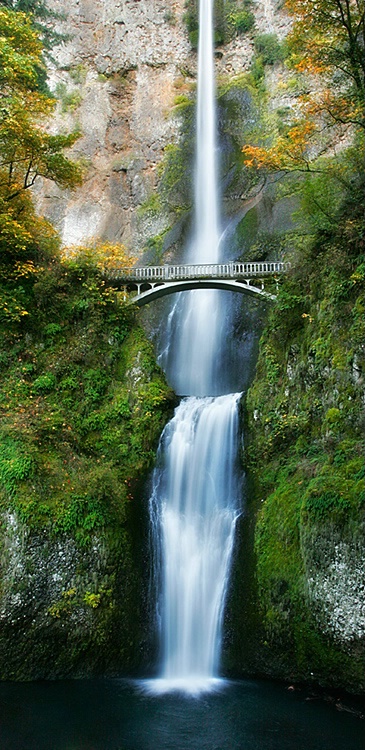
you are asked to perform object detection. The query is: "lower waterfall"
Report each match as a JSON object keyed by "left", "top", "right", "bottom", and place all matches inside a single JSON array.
[{"left": 147, "top": 393, "right": 241, "bottom": 694}]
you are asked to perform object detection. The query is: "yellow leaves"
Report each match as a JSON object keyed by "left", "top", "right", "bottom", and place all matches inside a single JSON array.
[
  {"left": 0, "top": 9, "right": 43, "bottom": 93},
  {"left": 0, "top": 10, "right": 82, "bottom": 201},
  {"left": 64, "top": 240, "right": 137, "bottom": 272},
  {"left": 13, "top": 260, "right": 43, "bottom": 279}
]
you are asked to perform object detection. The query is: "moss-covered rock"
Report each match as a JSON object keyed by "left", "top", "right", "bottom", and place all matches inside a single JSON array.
[
  {"left": 0, "top": 256, "right": 176, "bottom": 679},
  {"left": 226, "top": 172, "right": 365, "bottom": 694}
]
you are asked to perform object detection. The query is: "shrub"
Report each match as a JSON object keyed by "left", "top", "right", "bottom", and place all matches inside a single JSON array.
[
  {"left": 230, "top": 10, "right": 255, "bottom": 35},
  {"left": 254, "top": 34, "right": 284, "bottom": 65},
  {"left": 0, "top": 438, "right": 35, "bottom": 495},
  {"left": 33, "top": 373, "right": 56, "bottom": 393}
]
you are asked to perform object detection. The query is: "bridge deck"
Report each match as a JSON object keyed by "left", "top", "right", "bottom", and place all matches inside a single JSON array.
[
  {"left": 105, "top": 260, "right": 290, "bottom": 284},
  {"left": 102, "top": 261, "right": 290, "bottom": 306}
]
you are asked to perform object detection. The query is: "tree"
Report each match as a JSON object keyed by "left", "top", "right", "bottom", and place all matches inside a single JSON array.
[
  {"left": 0, "top": 0, "right": 67, "bottom": 59},
  {"left": 242, "top": 0, "right": 365, "bottom": 174},
  {"left": 65, "top": 240, "right": 137, "bottom": 272},
  {"left": 0, "top": 7, "right": 82, "bottom": 324},
  {"left": 0, "top": 9, "right": 82, "bottom": 202},
  {"left": 286, "top": 0, "right": 365, "bottom": 103}
]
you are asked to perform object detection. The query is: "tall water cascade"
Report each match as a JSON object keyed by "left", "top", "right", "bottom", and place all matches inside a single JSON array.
[{"left": 147, "top": 0, "right": 242, "bottom": 694}]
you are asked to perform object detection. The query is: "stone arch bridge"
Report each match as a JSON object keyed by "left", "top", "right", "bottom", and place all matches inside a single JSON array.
[{"left": 103, "top": 261, "right": 290, "bottom": 306}]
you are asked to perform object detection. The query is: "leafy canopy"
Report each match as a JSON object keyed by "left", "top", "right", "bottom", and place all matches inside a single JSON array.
[
  {"left": 0, "top": 0, "right": 67, "bottom": 59},
  {"left": 0, "top": 8, "right": 82, "bottom": 201},
  {"left": 242, "top": 0, "right": 365, "bottom": 174},
  {"left": 0, "top": 7, "right": 82, "bottom": 324}
]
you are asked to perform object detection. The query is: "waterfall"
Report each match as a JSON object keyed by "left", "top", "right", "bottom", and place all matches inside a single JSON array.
[
  {"left": 145, "top": 0, "right": 242, "bottom": 695},
  {"left": 162, "top": 0, "right": 223, "bottom": 398},
  {"left": 149, "top": 395, "right": 241, "bottom": 694}
]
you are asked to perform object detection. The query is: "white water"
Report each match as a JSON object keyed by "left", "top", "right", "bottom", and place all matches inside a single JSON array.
[
  {"left": 166, "top": 0, "right": 223, "bottom": 397},
  {"left": 146, "top": 0, "right": 242, "bottom": 695},
  {"left": 148, "top": 395, "right": 241, "bottom": 694}
]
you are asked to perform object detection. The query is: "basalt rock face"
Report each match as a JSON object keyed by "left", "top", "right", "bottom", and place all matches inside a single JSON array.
[
  {"left": 34, "top": 0, "right": 193, "bottom": 252},
  {"left": 34, "top": 0, "right": 292, "bottom": 254}
]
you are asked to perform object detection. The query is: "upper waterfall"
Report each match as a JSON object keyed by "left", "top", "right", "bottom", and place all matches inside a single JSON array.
[
  {"left": 194, "top": 0, "right": 220, "bottom": 264},
  {"left": 160, "top": 0, "right": 225, "bottom": 397}
]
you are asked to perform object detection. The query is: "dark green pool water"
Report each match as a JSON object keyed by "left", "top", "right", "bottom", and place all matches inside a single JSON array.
[{"left": 0, "top": 678, "right": 363, "bottom": 750}]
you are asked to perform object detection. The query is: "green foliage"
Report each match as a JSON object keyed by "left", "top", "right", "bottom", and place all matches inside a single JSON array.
[
  {"left": 182, "top": 0, "right": 205, "bottom": 48},
  {"left": 0, "top": 193, "right": 175, "bottom": 544},
  {"left": 303, "top": 473, "right": 352, "bottom": 521},
  {"left": 243, "top": 154, "right": 365, "bottom": 688},
  {"left": 137, "top": 192, "right": 162, "bottom": 218},
  {"left": 55, "top": 82, "right": 82, "bottom": 113},
  {"left": 0, "top": 8, "right": 83, "bottom": 326},
  {"left": 68, "top": 64, "right": 87, "bottom": 85},
  {"left": 0, "top": 257, "right": 175, "bottom": 538},
  {"left": 0, "top": 437, "right": 34, "bottom": 495},
  {"left": 229, "top": 9, "right": 255, "bottom": 35},
  {"left": 0, "top": 8, "right": 82, "bottom": 199},
  {"left": 0, "top": 0, "right": 68, "bottom": 81},
  {"left": 83, "top": 591, "right": 101, "bottom": 608},
  {"left": 254, "top": 34, "right": 285, "bottom": 65},
  {"left": 32, "top": 372, "right": 56, "bottom": 393},
  {"left": 55, "top": 494, "right": 108, "bottom": 543}
]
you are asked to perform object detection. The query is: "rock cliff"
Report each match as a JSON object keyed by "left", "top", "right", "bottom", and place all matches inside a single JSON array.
[{"left": 34, "top": 0, "right": 292, "bottom": 253}]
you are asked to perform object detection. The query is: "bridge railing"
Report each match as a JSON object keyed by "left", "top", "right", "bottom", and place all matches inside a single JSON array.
[{"left": 105, "top": 261, "right": 290, "bottom": 282}]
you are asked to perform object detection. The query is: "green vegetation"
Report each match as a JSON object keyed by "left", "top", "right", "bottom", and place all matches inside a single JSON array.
[
  {"left": 227, "top": 5, "right": 255, "bottom": 36},
  {"left": 254, "top": 33, "right": 286, "bottom": 66},
  {"left": 0, "top": 241, "right": 175, "bottom": 678},
  {"left": 183, "top": 0, "right": 255, "bottom": 48},
  {"left": 54, "top": 82, "right": 82, "bottom": 113},
  {"left": 0, "top": 255, "right": 175, "bottom": 538},
  {"left": 0, "top": 0, "right": 68, "bottom": 92},
  {"left": 0, "top": 7, "right": 175, "bottom": 679},
  {"left": 229, "top": 0, "right": 365, "bottom": 693}
]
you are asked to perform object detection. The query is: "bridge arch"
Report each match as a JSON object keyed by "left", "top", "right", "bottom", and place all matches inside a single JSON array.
[
  {"left": 124, "top": 278, "right": 276, "bottom": 306},
  {"left": 103, "top": 261, "right": 290, "bottom": 306}
]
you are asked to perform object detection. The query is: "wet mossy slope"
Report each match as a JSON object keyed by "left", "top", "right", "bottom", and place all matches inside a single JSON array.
[
  {"left": 0, "top": 256, "right": 175, "bottom": 679},
  {"left": 227, "top": 175, "right": 365, "bottom": 693}
]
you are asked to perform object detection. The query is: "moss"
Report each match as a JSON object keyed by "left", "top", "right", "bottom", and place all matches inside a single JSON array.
[
  {"left": 136, "top": 193, "right": 162, "bottom": 218},
  {"left": 0, "top": 256, "right": 176, "bottom": 679},
  {"left": 230, "top": 169, "right": 365, "bottom": 692}
]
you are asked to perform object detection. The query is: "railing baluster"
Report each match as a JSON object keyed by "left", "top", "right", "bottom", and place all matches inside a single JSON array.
[{"left": 105, "top": 260, "right": 291, "bottom": 289}]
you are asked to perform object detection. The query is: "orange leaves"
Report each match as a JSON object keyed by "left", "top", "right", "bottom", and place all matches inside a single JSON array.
[
  {"left": 242, "top": 120, "right": 317, "bottom": 173},
  {"left": 242, "top": 145, "right": 282, "bottom": 171},
  {"left": 305, "top": 90, "right": 363, "bottom": 126},
  {"left": 242, "top": 0, "right": 364, "bottom": 177}
]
